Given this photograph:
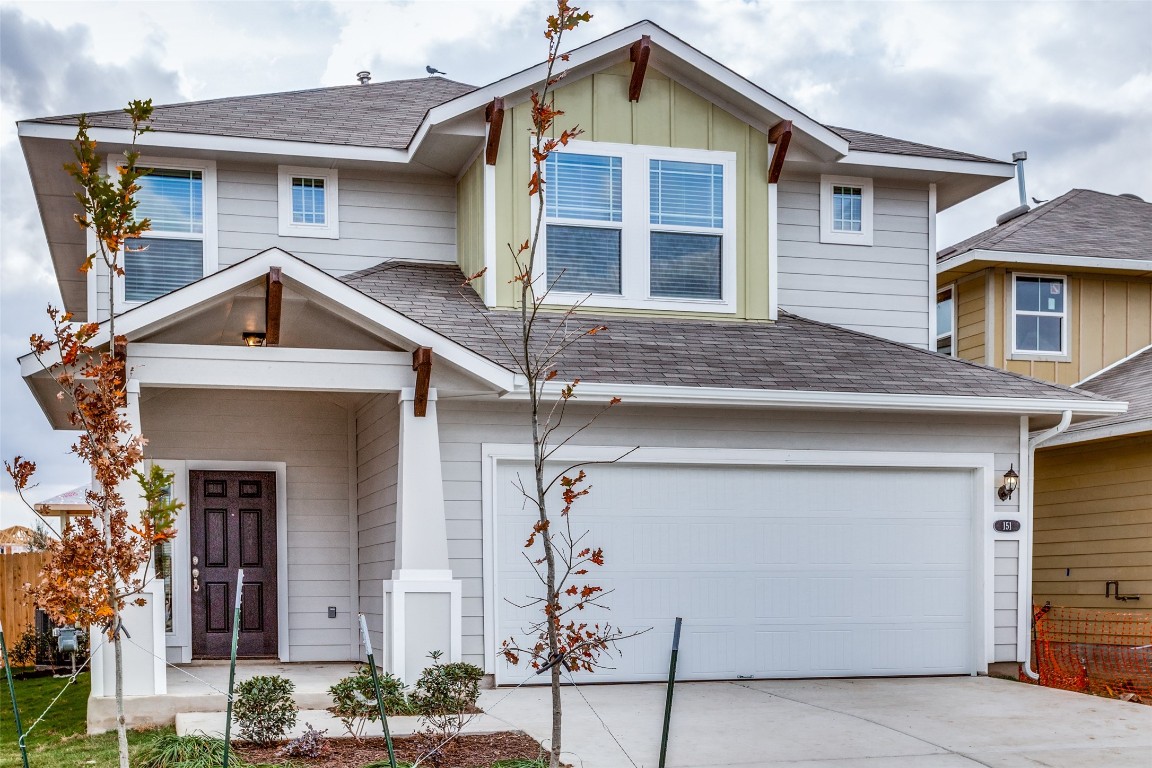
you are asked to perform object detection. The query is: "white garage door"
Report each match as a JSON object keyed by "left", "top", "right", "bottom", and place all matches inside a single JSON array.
[{"left": 494, "top": 462, "right": 975, "bottom": 683}]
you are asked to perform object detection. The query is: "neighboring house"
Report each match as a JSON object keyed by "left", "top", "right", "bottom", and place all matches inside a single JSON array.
[
  {"left": 937, "top": 189, "right": 1152, "bottom": 611},
  {"left": 16, "top": 21, "right": 1123, "bottom": 727},
  {"left": 0, "top": 525, "right": 38, "bottom": 554}
]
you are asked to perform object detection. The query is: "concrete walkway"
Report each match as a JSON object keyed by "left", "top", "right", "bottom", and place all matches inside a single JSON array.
[{"left": 476, "top": 676, "right": 1152, "bottom": 768}]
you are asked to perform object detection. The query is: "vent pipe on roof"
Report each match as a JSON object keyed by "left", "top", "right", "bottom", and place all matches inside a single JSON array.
[
  {"left": 1119, "top": 193, "right": 1145, "bottom": 202},
  {"left": 1012, "top": 150, "right": 1028, "bottom": 207},
  {"left": 356, "top": 71, "right": 371, "bottom": 85},
  {"left": 995, "top": 204, "right": 1030, "bottom": 226}
]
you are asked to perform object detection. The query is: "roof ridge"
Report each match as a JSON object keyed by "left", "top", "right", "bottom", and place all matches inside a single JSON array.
[
  {"left": 29, "top": 77, "right": 477, "bottom": 123},
  {"left": 777, "top": 309, "right": 1112, "bottom": 402}
]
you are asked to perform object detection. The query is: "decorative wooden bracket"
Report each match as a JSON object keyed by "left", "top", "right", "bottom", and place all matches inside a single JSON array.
[
  {"left": 412, "top": 347, "right": 433, "bottom": 417},
  {"left": 265, "top": 266, "right": 283, "bottom": 346},
  {"left": 485, "top": 97, "right": 505, "bottom": 166},
  {"left": 767, "top": 120, "right": 793, "bottom": 184},
  {"left": 629, "top": 35, "right": 651, "bottom": 102}
]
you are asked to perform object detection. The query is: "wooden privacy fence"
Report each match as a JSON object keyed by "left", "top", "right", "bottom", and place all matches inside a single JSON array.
[{"left": 0, "top": 552, "right": 49, "bottom": 664}]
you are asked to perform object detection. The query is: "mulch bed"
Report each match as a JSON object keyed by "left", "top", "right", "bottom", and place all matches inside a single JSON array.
[{"left": 236, "top": 730, "right": 548, "bottom": 767}]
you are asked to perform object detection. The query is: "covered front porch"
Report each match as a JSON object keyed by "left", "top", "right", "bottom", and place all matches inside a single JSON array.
[{"left": 19, "top": 250, "right": 514, "bottom": 731}]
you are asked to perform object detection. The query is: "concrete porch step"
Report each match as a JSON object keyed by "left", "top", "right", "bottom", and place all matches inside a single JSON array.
[{"left": 175, "top": 708, "right": 514, "bottom": 739}]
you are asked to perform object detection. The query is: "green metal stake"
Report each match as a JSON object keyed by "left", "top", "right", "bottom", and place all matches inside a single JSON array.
[
  {"left": 222, "top": 568, "right": 244, "bottom": 768},
  {"left": 358, "top": 613, "right": 397, "bottom": 768},
  {"left": 0, "top": 619, "right": 30, "bottom": 768},
  {"left": 658, "top": 616, "right": 683, "bottom": 768}
]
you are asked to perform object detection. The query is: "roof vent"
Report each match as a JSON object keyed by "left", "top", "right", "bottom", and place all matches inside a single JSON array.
[
  {"left": 356, "top": 71, "right": 371, "bottom": 85},
  {"left": 1119, "top": 193, "right": 1145, "bottom": 202},
  {"left": 995, "top": 204, "right": 1030, "bottom": 226}
]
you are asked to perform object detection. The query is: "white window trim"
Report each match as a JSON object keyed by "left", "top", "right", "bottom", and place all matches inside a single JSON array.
[
  {"left": 278, "top": 165, "right": 339, "bottom": 239},
  {"left": 1009, "top": 272, "right": 1070, "bottom": 360},
  {"left": 819, "top": 174, "right": 874, "bottom": 246},
  {"left": 937, "top": 283, "right": 957, "bottom": 358},
  {"left": 533, "top": 140, "right": 738, "bottom": 314},
  {"left": 103, "top": 155, "right": 218, "bottom": 309}
]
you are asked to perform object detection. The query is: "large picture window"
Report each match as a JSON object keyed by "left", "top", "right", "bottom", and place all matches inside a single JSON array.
[
  {"left": 540, "top": 142, "right": 736, "bottom": 312},
  {"left": 1012, "top": 274, "right": 1068, "bottom": 355}
]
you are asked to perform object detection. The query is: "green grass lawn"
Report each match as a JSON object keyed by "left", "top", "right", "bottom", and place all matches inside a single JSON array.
[{"left": 0, "top": 670, "right": 168, "bottom": 768}]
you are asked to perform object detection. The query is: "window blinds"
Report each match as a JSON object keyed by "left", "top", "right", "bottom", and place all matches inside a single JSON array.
[{"left": 125, "top": 238, "right": 204, "bottom": 302}]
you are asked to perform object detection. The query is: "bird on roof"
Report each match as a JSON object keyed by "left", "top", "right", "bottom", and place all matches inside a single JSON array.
[
  {"left": 1031, "top": 196, "right": 1049, "bottom": 205},
  {"left": 426, "top": 65, "right": 447, "bottom": 76}
]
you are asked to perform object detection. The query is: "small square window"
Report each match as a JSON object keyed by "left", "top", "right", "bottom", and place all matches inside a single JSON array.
[
  {"left": 278, "top": 166, "right": 339, "bottom": 238},
  {"left": 820, "top": 175, "right": 873, "bottom": 245}
]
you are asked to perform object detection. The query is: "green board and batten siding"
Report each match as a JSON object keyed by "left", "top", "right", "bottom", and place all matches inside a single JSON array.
[
  {"left": 487, "top": 62, "right": 771, "bottom": 319},
  {"left": 455, "top": 154, "right": 486, "bottom": 302}
]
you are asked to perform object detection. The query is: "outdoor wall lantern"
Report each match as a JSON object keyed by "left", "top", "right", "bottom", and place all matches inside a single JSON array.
[
  {"left": 242, "top": 331, "right": 266, "bottom": 347},
  {"left": 998, "top": 464, "right": 1020, "bottom": 501}
]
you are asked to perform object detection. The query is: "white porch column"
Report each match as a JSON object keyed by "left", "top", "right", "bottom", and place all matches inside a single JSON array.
[
  {"left": 91, "top": 379, "right": 167, "bottom": 699},
  {"left": 382, "top": 388, "right": 463, "bottom": 685}
]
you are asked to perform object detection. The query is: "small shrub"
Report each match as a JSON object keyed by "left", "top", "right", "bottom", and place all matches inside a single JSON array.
[
  {"left": 9, "top": 628, "right": 39, "bottom": 667},
  {"left": 233, "top": 674, "right": 297, "bottom": 745},
  {"left": 412, "top": 651, "right": 485, "bottom": 764},
  {"left": 278, "top": 722, "right": 328, "bottom": 758},
  {"left": 137, "top": 731, "right": 246, "bottom": 768},
  {"left": 328, "top": 665, "right": 414, "bottom": 739}
]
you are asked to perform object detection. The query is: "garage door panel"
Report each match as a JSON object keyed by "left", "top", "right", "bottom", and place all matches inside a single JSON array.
[{"left": 494, "top": 462, "right": 975, "bottom": 683}]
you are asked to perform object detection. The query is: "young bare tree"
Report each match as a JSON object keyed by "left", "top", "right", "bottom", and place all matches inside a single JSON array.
[
  {"left": 6, "top": 100, "right": 180, "bottom": 768},
  {"left": 461, "top": 4, "right": 644, "bottom": 766}
]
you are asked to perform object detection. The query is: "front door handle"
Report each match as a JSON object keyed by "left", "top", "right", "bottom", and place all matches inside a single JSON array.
[{"left": 192, "top": 567, "right": 200, "bottom": 593}]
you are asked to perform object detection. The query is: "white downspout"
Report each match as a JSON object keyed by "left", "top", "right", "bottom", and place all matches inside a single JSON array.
[{"left": 1021, "top": 409, "right": 1072, "bottom": 680}]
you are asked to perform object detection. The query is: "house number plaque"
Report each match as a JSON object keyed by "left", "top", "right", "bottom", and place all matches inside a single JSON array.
[{"left": 993, "top": 519, "right": 1021, "bottom": 533}]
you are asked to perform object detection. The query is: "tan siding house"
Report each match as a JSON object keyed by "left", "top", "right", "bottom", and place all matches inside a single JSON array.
[{"left": 938, "top": 189, "right": 1152, "bottom": 612}]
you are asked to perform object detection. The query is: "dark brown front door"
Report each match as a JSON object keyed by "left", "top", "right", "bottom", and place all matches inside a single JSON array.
[{"left": 190, "top": 470, "right": 278, "bottom": 658}]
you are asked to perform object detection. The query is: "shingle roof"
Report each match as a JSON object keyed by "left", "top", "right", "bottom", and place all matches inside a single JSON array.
[
  {"left": 340, "top": 260, "right": 1107, "bottom": 403},
  {"left": 1065, "top": 347, "right": 1152, "bottom": 436},
  {"left": 34, "top": 78, "right": 478, "bottom": 149},
  {"left": 826, "top": 126, "right": 1003, "bottom": 164},
  {"left": 30, "top": 79, "right": 999, "bottom": 166},
  {"left": 939, "top": 189, "right": 1152, "bottom": 263}
]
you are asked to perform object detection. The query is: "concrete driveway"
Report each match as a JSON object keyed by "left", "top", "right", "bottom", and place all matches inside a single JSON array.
[{"left": 477, "top": 676, "right": 1152, "bottom": 767}]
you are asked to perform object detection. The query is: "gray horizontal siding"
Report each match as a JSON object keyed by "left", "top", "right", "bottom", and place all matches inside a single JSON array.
[
  {"left": 143, "top": 389, "right": 357, "bottom": 662},
  {"left": 435, "top": 401, "right": 1020, "bottom": 671},
  {"left": 355, "top": 393, "right": 401, "bottom": 657},
  {"left": 216, "top": 162, "right": 457, "bottom": 274},
  {"left": 994, "top": 539, "right": 1021, "bottom": 662},
  {"left": 777, "top": 176, "right": 931, "bottom": 347}
]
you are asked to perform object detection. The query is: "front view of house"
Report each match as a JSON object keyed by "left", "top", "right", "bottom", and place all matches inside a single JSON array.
[{"left": 16, "top": 21, "right": 1124, "bottom": 728}]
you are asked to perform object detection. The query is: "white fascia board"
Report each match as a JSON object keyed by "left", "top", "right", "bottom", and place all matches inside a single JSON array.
[
  {"left": 840, "top": 150, "right": 1015, "bottom": 179},
  {"left": 499, "top": 380, "right": 1128, "bottom": 416},
  {"left": 937, "top": 248, "right": 1152, "bottom": 275},
  {"left": 19, "top": 248, "right": 517, "bottom": 391},
  {"left": 1041, "top": 417, "right": 1152, "bottom": 448},
  {"left": 18, "top": 121, "right": 410, "bottom": 165},
  {"left": 127, "top": 343, "right": 415, "bottom": 391}
]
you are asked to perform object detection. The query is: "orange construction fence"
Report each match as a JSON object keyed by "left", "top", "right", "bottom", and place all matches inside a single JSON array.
[{"left": 1031, "top": 603, "right": 1152, "bottom": 699}]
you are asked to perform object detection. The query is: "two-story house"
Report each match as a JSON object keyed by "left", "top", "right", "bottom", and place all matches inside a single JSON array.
[
  {"left": 16, "top": 21, "right": 1122, "bottom": 730},
  {"left": 937, "top": 189, "right": 1151, "bottom": 613}
]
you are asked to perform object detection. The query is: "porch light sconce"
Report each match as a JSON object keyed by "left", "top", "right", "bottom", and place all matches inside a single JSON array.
[
  {"left": 242, "top": 332, "right": 266, "bottom": 348},
  {"left": 998, "top": 464, "right": 1019, "bottom": 501}
]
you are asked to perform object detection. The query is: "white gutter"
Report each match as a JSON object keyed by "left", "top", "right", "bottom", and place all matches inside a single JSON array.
[
  {"left": 1021, "top": 409, "right": 1072, "bottom": 681},
  {"left": 500, "top": 381, "right": 1127, "bottom": 417}
]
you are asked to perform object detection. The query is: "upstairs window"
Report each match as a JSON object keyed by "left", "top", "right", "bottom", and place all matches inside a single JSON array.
[
  {"left": 1012, "top": 274, "right": 1067, "bottom": 355},
  {"left": 820, "top": 174, "right": 873, "bottom": 246},
  {"left": 125, "top": 166, "right": 210, "bottom": 303},
  {"left": 278, "top": 166, "right": 339, "bottom": 238},
  {"left": 541, "top": 142, "right": 735, "bottom": 313},
  {"left": 936, "top": 286, "right": 956, "bottom": 356}
]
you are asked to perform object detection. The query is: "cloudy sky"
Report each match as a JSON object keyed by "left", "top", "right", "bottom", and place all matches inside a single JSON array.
[{"left": 1, "top": 0, "right": 1149, "bottom": 527}]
